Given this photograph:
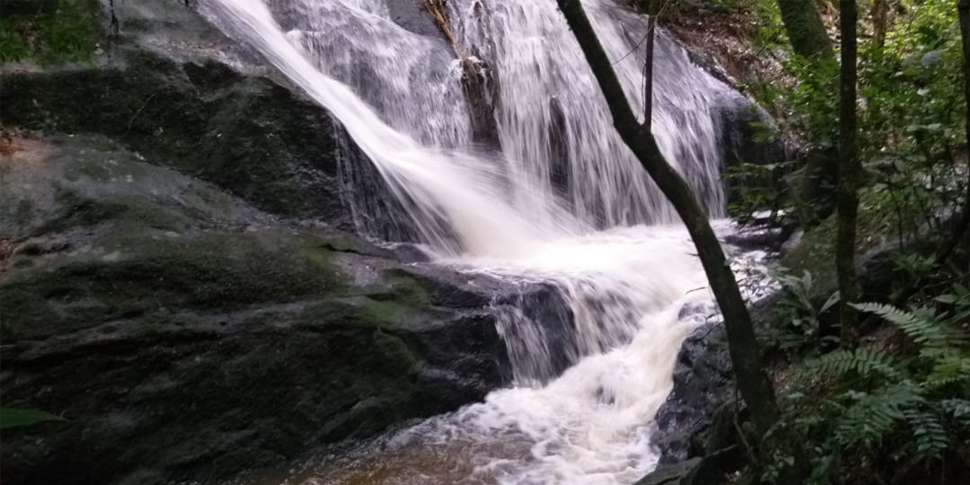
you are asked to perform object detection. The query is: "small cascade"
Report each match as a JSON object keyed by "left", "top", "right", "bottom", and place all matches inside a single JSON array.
[{"left": 201, "top": 0, "right": 756, "bottom": 483}]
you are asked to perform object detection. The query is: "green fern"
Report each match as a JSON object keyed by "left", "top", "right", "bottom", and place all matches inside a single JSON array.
[
  {"left": 768, "top": 292, "right": 969, "bottom": 483},
  {"left": 903, "top": 408, "right": 949, "bottom": 459},
  {"left": 940, "top": 398, "right": 970, "bottom": 430},
  {"left": 799, "top": 347, "right": 899, "bottom": 380},
  {"left": 833, "top": 382, "right": 925, "bottom": 449},
  {"left": 851, "top": 302, "right": 950, "bottom": 350},
  {"left": 924, "top": 353, "right": 970, "bottom": 389}
]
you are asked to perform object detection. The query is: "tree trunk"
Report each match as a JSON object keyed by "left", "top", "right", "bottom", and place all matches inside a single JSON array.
[
  {"left": 778, "top": 0, "right": 837, "bottom": 224},
  {"left": 836, "top": 0, "right": 860, "bottom": 348},
  {"left": 643, "top": 0, "right": 656, "bottom": 130},
  {"left": 872, "top": 0, "right": 891, "bottom": 47},
  {"left": 554, "top": 0, "right": 780, "bottom": 438},
  {"left": 776, "top": 0, "right": 834, "bottom": 60},
  {"left": 957, "top": 0, "right": 970, "bottom": 263}
]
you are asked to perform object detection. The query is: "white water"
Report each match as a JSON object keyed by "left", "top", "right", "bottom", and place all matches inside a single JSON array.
[{"left": 203, "top": 1, "right": 747, "bottom": 484}]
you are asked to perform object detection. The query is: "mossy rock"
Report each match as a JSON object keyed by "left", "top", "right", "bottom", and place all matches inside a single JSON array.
[
  {"left": 779, "top": 189, "right": 909, "bottom": 305},
  {"left": 0, "top": 135, "right": 511, "bottom": 485},
  {"left": 1, "top": 52, "right": 348, "bottom": 222}
]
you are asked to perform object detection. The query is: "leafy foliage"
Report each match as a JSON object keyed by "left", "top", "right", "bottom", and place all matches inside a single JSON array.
[
  {"left": 763, "top": 293, "right": 970, "bottom": 484},
  {"left": 736, "top": 0, "right": 966, "bottom": 239},
  {"left": 0, "top": 0, "right": 101, "bottom": 65},
  {"left": 724, "top": 161, "right": 791, "bottom": 222},
  {"left": 798, "top": 347, "right": 899, "bottom": 378},
  {"left": 852, "top": 302, "right": 955, "bottom": 351},
  {"left": 757, "top": 269, "right": 839, "bottom": 351}
]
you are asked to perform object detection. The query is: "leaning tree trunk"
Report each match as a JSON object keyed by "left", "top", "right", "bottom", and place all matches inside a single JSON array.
[
  {"left": 836, "top": 0, "right": 860, "bottom": 348},
  {"left": 778, "top": 0, "right": 838, "bottom": 224},
  {"left": 776, "top": 0, "right": 834, "bottom": 60},
  {"left": 554, "top": 0, "right": 780, "bottom": 438}
]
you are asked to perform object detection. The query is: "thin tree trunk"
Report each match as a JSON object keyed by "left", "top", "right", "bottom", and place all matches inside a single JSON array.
[
  {"left": 956, "top": 0, "right": 970, "bottom": 263},
  {"left": 643, "top": 0, "right": 656, "bottom": 130},
  {"left": 776, "top": 0, "right": 834, "bottom": 60},
  {"left": 778, "top": 0, "right": 837, "bottom": 223},
  {"left": 872, "top": 0, "right": 890, "bottom": 47},
  {"left": 837, "top": 0, "right": 860, "bottom": 348},
  {"left": 555, "top": 0, "right": 780, "bottom": 437}
]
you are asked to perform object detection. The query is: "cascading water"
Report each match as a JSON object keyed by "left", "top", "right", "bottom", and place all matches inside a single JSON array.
[
  {"left": 239, "top": 0, "right": 739, "bottom": 231},
  {"left": 202, "top": 1, "right": 752, "bottom": 483}
]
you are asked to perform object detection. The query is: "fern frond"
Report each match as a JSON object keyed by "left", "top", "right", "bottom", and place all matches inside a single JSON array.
[
  {"left": 852, "top": 302, "right": 949, "bottom": 350},
  {"left": 904, "top": 408, "right": 950, "bottom": 459},
  {"left": 941, "top": 399, "right": 970, "bottom": 430},
  {"left": 799, "top": 348, "right": 899, "bottom": 381},
  {"left": 834, "top": 381, "right": 925, "bottom": 449},
  {"left": 924, "top": 354, "right": 970, "bottom": 390}
]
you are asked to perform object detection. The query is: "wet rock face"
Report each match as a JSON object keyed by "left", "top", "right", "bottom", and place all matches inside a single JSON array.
[
  {"left": 0, "top": 4, "right": 515, "bottom": 484},
  {"left": 492, "top": 282, "right": 577, "bottom": 384},
  {"left": 0, "top": 135, "right": 512, "bottom": 485},
  {"left": 1, "top": 56, "right": 351, "bottom": 226},
  {"left": 649, "top": 323, "right": 733, "bottom": 465},
  {"left": 714, "top": 99, "right": 787, "bottom": 207},
  {"left": 385, "top": 0, "right": 445, "bottom": 40}
]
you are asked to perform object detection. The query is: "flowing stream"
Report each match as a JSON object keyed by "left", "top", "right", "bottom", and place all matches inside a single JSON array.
[{"left": 203, "top": 1, "right": 754, "bottom": 483}]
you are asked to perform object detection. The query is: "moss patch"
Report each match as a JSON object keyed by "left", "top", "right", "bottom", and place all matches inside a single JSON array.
[
  {"left": 0, "top": 0, "right": 101, "bottom": 65},
  {"left": 780, "top": 190, "right": 908, "bottom": 303},
  {"left": 0, "top": 229, "right": 347, "bottom": 338},
  {"left": 0, "top": 56, "right": 345, "bottom": 220}
]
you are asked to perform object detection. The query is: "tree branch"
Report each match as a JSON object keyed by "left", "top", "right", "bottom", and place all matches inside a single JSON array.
[{"left": 554, "top": 0, "right": 780, "bottom": 437}]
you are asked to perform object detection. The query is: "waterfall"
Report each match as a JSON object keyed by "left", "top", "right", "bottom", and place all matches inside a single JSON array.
[
  {"left": 242, "top": 0, "right": 738, "bottom": 233},
  {"left": 202, "top": 1, "right": 748, "bottom": 483}
]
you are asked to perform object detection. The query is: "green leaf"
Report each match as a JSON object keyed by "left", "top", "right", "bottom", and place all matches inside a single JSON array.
[
  {"left": 821, "top": 291, "right": 840, "bottom": 313},
  {"left": 0, "top": 407, "right": 64, "bottom": 429}
]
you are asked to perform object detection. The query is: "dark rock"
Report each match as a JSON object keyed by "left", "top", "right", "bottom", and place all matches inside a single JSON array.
[
  {"left": 639, "top": 401, "right": 743, "bottom": 485},
  {"left": 492, "top": 282, "right": 576, "bottom": 384},
  {"left": 0, "top": 54, "right": 351, "bottom": 225},
  {"left": 335, "top": 128, "right": 427, "bottom": 244},
  {"left": 715, "top": 99, "right": 788, "bottom": 208},
  {"left": 650, "top": 323, "right": 733, "bottom": 465},
  {"left": 387, "top": 243, "right": 432, "bottom": 263},
  {"left": 634, "top": 458, "right": 702, "bottom": 485},
  {"left": 0, "top": 134, "right": 512, "bottom": 485},
  {"left": 722, "top": 226, "right": 787, "bottom": 252},
  {"left": 717, "top": 100, "right": 785, "bottom": 170},
  {"left": 0, "top": 3, "right": 516, "bottom": 485},
  {"left": 548, "top": 96, "right": 571, "bottom": 198},
  {"left": 385, "top": 0, "right": 445, "bottom": 40},
  {"left": 635, "top": 445, "right": 741, "bottom": 485},
  {"left": 779, "top": 228, "right": 804, "bottom": 255}
]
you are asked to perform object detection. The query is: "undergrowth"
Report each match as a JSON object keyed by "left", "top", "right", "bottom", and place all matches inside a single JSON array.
[{"left": 0, "top": 0, "right": 102, "bottom": 65}]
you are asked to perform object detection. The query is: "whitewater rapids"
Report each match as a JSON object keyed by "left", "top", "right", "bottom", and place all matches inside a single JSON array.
[{"left": 202, "top": 1, "right": 756, "bottom": 484}]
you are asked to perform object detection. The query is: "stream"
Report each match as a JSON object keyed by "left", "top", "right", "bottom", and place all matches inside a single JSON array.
[{"left": 202, "top": 1, "right": 761, "bottom": 483}]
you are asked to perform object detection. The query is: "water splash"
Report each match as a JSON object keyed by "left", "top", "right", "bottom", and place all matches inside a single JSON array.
[{"left": 202, "top": 1, "right": 746, "bottom": 483}]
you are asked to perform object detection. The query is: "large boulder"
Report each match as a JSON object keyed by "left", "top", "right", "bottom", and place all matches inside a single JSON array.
[
  {"left": 648, "top": 321, "right": 734, "bottom": 463},
  {"left": 0, "top": 53, "right": 351, "bottom": 224},
  {"left": 0, "top": 134, "right": 512, "bottom": 485}
]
